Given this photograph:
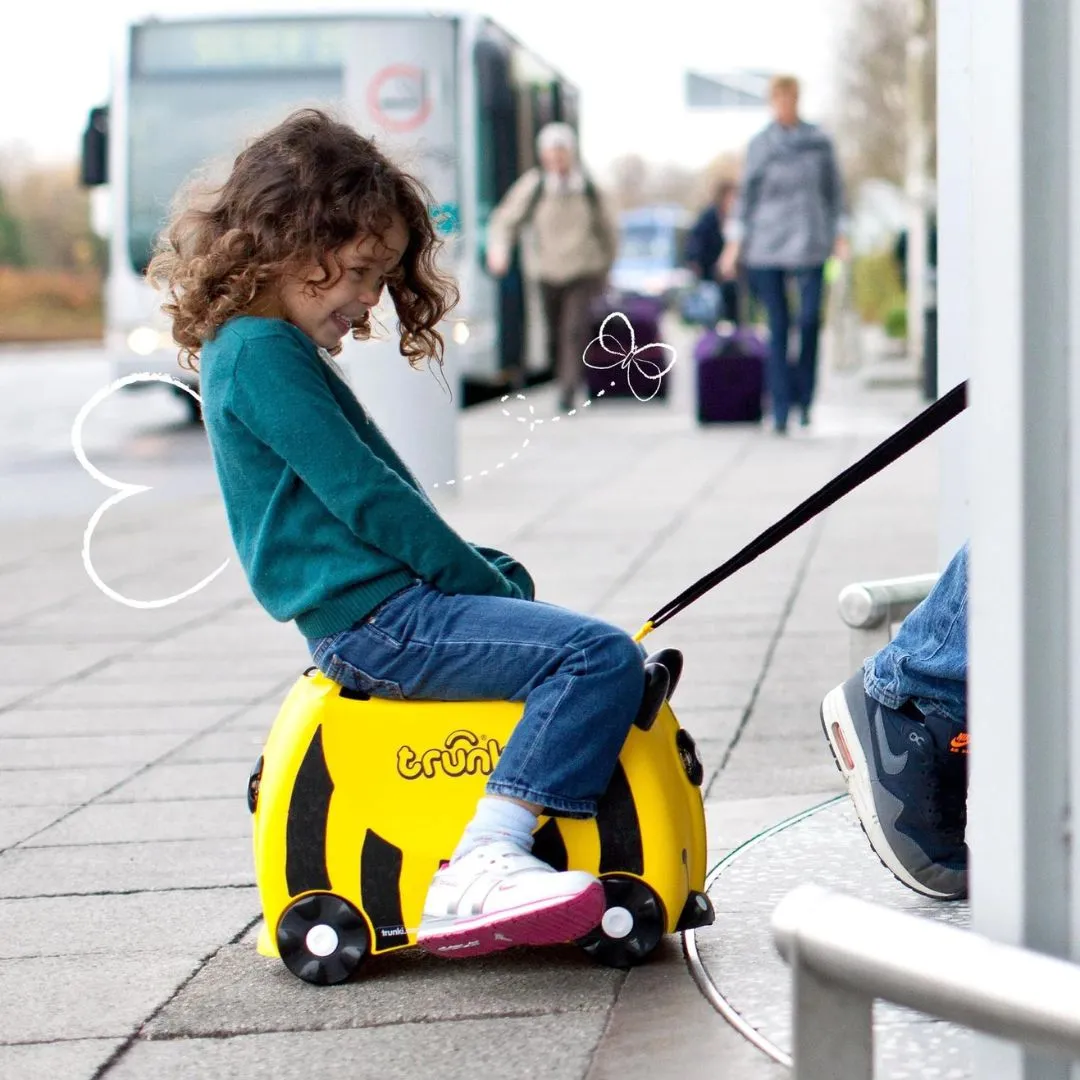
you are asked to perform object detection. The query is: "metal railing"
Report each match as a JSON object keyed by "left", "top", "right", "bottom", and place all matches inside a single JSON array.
[
  {"left": 772, "top": 883, "right": 1080, "bottom": 1079},
  {"left": 838, "top": 574, "right": 939, "bottom": 671}
]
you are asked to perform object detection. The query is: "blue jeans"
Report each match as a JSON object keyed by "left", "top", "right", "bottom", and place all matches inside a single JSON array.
[
  {"left": 306, "top": 584, "right": 646, "bottom": 818},
  {"left": 864, "top": 543, "right": 968, "bottom": 728},
  {"left": 746, "top": 266, "right": 825, "bottom": 429}
]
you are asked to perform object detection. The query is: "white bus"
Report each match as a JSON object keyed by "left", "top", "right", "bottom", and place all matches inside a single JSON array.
[{"left": 81, "top": 11, "right": 582, "bottom": 421}]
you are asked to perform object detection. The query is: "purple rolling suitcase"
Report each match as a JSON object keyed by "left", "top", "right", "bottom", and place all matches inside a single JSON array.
[
  {"left": 582, "top": 293, "right": 671, "bottom": 402},
  {"left": 695, "top": 327, "right": 766, "bottom": 424}
]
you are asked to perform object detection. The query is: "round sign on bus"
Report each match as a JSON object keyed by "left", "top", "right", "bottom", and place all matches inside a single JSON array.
[{"left": 367, "top": 64, "right": 431, "bottom": 133}]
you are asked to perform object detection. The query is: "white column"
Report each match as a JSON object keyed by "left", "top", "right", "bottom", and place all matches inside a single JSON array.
[
  {"left": 968, "top": 2, "right": 1076, "bottom": 1079},
  {"left": 935, "top": 0, "right": 972, "bottom": 567},
  {"left": 339, "top": 332, "right": 460, "bottom": 496}
]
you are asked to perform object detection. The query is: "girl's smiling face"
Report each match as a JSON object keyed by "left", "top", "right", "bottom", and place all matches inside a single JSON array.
[{"left": 279, "top": 214, "right": 409, "bottom": 349}]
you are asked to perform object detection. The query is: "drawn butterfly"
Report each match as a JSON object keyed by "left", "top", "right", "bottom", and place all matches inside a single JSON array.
[{"left": 582, "top": 311, "right": 677, "bottom": 402}]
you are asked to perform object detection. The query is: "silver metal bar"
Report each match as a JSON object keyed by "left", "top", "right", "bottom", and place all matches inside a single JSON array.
[
  {"left": 773, "top": 884, "right": 1080, "bottom": 1072},
  {"left": 837, "top": 575, "right": 939, "bottom": 673},
  {"left": 837, "top": 575, "right": 940, "bottom": 630},
  {"left": 792, "top": 960, "right": 873, "bottom": 1080}
]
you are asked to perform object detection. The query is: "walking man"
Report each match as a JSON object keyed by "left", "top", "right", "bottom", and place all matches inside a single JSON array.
[{"left": 485, "top": 123, "right": 619, "bottom": 413}]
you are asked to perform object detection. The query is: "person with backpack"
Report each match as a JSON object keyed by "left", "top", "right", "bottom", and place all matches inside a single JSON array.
[{"left": 485, "top": 122, "right": 619, "bottom": 413}]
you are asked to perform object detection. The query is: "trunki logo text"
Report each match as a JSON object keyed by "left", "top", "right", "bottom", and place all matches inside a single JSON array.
[{"left": 396, "top": 730, "right": 504, "bottom": 780}]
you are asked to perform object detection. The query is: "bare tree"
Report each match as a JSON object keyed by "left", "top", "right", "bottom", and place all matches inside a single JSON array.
[
  {"left": 606, "top": 153, "right": 650, "bottom": 211},
  {"left": 834, "top": 0, "right": 936, "bottom": 190}
]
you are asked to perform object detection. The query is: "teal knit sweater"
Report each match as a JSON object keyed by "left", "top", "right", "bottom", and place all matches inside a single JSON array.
[{"left": 198, "top": 317, "right": 534, "bottom": 638}]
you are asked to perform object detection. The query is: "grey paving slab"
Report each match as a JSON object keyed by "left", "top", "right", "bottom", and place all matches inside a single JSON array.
[
  {"left": 0, "top": 837, "right": 253, "bottom": 897},
  {"left": 99, "top": 761, "right": 248, "bottom": 802},
  {"left": 0, "top": 643, "right": 126, "bottom": 681},
  {"left": 669, "top": 706, "right": 742, "bottom": 742},
  {"left": 704, "top": 792, "right": 839, "bottom": 857},
  {"left": 23, "top": 681, "right": 272, "bottom": 710},
  {"left": 219, "top": 705, "right": 281, "bottom": 734},
  {"left": 21, "top": 797, "right": 250, "bottom": 847},
  {"left": 86, "top": 656, "right": 301, "bottom": 686},
  {"left": 145, "top": 941, "right": 620, "bottom": 1038},
  {"left": 111, "top": 1014, "right": 609, "bottom": 1080},
  {"left": 0, "top": 732, "right": 192, "bottom": 770},
  {"left": 0, "top": 886, "right": 258, "bottom": 959},
  {"left": 0, "top": 951, "right": 200, "bottom": 1042},
  {"left": 0, "top": 704, "right": 239, "bottom": 737},
  {"left": 585, "top": 940, "right": 786, "bottom": 1080},
  {"left": 0, "top": 805, "right": 77, "bottom": 849},
  {"left": 167, "top": 729, "right": 268, "bottom": 764},
  {"left": 0, "top": 1038, "right": 123, "bottom": 1080},
  {"left": 0, "top": 766, "right": 133, "bottom": 807},
  {"left": 708, "top": 748, "right": 843, "bottom": 802},
  {"left": 0, "top": 684, "right": 42, "bottom": 710}
]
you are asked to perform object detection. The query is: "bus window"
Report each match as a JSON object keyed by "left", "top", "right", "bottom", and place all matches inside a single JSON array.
[{"left": 126, "top": 71, "right": 341, "bottom": 273}]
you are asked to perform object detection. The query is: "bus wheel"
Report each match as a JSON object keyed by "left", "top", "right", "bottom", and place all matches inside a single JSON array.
[{"left": 181, "top": 391, "right": 203, "bottom": 425}]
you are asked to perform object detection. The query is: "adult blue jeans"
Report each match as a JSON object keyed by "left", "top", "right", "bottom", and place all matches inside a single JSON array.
[
  {"left": 746, "top": 265, "right": 826, "bottom": 429},
  {"left": 306, "top": 583, "right": 646, "bottom": 818},
  {"left": 864, "top": 543, "right": 968, "bottom": 728}
]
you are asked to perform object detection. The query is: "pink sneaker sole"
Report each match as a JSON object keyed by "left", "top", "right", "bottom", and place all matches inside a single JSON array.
[{"left": 418, "top": 880, "right": 606, "bottom": 959}]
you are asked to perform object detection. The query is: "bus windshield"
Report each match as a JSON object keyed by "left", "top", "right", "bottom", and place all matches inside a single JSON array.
[
  {"left": 127, "top": 72, "right": 341, "bottom": 273},
  {"left": 618, "top": 223, "right": 675, "bottom": 265}
]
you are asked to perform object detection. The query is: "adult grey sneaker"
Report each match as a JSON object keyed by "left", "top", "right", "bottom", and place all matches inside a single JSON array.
[{"left": 820, "top": 672, "right": 968, "bottom": 900}]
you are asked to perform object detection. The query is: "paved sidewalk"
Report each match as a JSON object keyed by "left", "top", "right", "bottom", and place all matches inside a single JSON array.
[{"left": 0, "top": 327, "right": 939, "bottom": 1080}]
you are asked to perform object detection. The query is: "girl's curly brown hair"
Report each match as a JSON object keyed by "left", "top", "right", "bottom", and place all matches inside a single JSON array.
[{"left": 147, "top": 108, "right": 460, "bottom": 372}]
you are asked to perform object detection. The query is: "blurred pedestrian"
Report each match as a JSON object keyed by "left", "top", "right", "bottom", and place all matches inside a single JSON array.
[
  {"left": 720, "top": 75, "right": 848, "bottom": 433},
  {"left": 685, "top": 179, "right": 740, "bottom": 323},
  {"left": 485, "top": 122, "right": 619, "bottom": 413}
]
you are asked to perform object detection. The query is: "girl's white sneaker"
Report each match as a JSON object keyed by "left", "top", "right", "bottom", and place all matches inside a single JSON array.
[{"left": 416, "top": 839, "right": 605, "bottom": 958}]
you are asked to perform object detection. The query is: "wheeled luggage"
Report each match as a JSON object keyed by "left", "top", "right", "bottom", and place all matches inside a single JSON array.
[
  {"left": 583, "top": 293, "right": 671, "bottom": 402},
  {"left": 248, "top": 648, "right": 714, "bottom": 986},
  {"left": 694, "top": 326, "right": 766, "bottom": 424}
]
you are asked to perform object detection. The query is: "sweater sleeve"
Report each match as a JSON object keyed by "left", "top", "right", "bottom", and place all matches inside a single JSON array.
[
  {"left": 484, "top": 169, "right": 543, "bottom": 261},
  {"left": 225, "top": 332, "right": 525, "bottom": 600},
  {"left": 471, "top": 544, "right": 536, "bottom": 601}
]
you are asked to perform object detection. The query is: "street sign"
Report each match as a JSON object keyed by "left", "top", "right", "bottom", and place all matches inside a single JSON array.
[{"left": 685, "top": 70, "right": 774, "bottom": 109}]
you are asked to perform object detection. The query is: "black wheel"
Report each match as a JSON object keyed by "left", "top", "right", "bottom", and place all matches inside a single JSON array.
[
  {"left": 675, "top": 728, "right": 704, "bottom": 787},
  {"left": 247, "top": 755, "right": 263, "bottom": 814},
  {"left": 577, "top": 875, "right": 666, "bottom": 968},
  {"left": 177, "top": 386, "right": 203, "bottom": 424},
  {"left": 276, "top": 893, "right": 370, "bottom": 985}
]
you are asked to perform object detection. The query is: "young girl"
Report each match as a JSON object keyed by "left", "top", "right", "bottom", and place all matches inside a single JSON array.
[{"left": 148, "top": 109, "right": 646, "bottom": 959}]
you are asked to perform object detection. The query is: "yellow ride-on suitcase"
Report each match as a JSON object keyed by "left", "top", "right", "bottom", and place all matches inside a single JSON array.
[{"left": 247, "top": 647, "right": 714, "bottom": 985}]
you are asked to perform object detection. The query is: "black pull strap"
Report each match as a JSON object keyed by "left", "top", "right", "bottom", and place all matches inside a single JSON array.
[{"left": 641, "top": 380, "right": 968, "bottom": 634}]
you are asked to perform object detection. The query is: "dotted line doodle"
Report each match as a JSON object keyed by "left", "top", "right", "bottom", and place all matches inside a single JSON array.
[
  {"left": 71, "top": 373, "right": 231, "bottom": 609},
  {"left": 431, "top": 311, "right": 677, "bottom": 490}
]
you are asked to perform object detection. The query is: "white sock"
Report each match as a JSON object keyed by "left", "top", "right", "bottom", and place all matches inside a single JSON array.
[{"left": 452, "top": 796, "right": 538, "bottom": 861}]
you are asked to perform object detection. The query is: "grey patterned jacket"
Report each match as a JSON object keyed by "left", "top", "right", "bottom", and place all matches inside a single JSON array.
[{"left": 727, "top": 120, "right": 847, "bottom": 269}]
